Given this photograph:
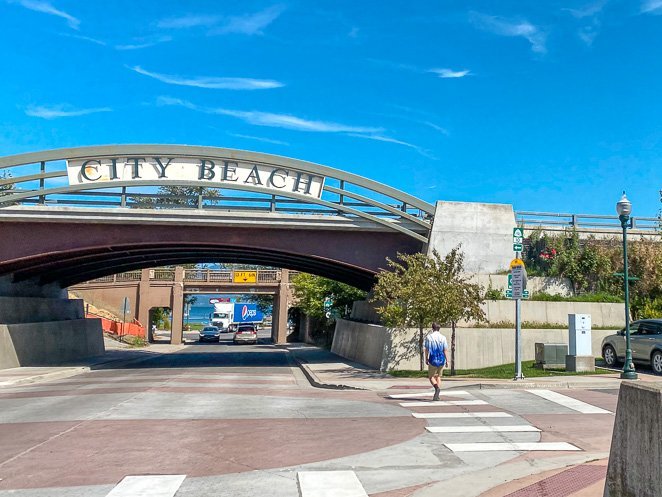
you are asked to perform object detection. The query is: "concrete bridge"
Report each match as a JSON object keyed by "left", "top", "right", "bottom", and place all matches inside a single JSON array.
[{"left": 0, "top": 144, "right": 658, "bottom": 369}]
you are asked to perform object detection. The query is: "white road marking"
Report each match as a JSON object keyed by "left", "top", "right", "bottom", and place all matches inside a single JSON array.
[
  {"left": 412, "top": 412, "right": 512, "bottom": 419},
  {"left": 298, "top": 471, "right": 368, "bottom": 497},
  {"left": 399, "top": 400, "right": 487, "bottom": 407},
  {"left": 526, "top": 389, "right": 612, "bottom": 414},
  {"left": 388, "top": 390, "right": 471, "bottom": 399},
  {"left": 105, "top": 475, "right": 186, "bottom": 497},
  {"left": 426, "top": 425, "right": 541, "bottom": 433},
  {"left": 444, "top": 442, "right": 581, "bottom": 452}
]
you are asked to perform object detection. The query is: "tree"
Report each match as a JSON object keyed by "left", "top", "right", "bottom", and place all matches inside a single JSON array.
[
  {"left": 290, "top": 273, "right": 366, "bottom": 320},
  {"left": 371, "top": 247, "right": 485, "bottom": 371},
  {"left": 131, "top": 186, "right": 221, "bottom": 208}
]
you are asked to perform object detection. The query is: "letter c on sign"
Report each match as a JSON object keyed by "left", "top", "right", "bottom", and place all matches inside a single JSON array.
[
  {"left": 80, "top": 160, "right": 102, "bottom": 181},
  {"left": 268, "top": 168, "right": 289, "bottom": 188}
]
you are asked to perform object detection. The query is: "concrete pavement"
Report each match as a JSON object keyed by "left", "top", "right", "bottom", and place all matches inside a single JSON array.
[{"left": 0, "top": 340, "right": 649, "bottom": 496}]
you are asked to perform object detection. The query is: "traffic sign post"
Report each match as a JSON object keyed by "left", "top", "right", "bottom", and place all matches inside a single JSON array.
[
  {"left": 509, "top": 258, "right": 527, "bottom": 381},
  {"left": 120, "top": 297, "right": 130, "bottom": 342}
]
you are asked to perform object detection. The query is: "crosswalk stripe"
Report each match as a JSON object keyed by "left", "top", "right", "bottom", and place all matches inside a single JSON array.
[
  {"left": 298, "top": 471, "right": 368, "bottom": 497},
  {"left": 105, "top": 475, "right": 186, "bottom": 497},
  {"left": 444, "top": 442, "right": 581, "bottom": 452},
  {"left": 412, "top": 412, "right": 512, "bottom": 419},
  {"left": 526, "top": 389, "right": 612, "bottom": 414},
  {"left": 399, "top": 400, "right": 487, "bottom": 407},
  {"left": 388, "top": 390, "right": 471, "bottom": 399},
  {"left": 426, "top": 425, "right": 540, "bottom": 433}
]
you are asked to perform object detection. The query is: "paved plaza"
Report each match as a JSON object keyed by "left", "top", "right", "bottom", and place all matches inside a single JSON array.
[{"left": 0, "top": 340, "right": 629, "bottom": 496}]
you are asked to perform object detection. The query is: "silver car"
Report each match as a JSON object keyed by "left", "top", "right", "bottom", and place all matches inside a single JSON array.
[
  {"left": 233, "top": 324, "right": 258, "bottom": 345},
  {"left": 601, "top": 319, "right": 662, "bottom": 374}
]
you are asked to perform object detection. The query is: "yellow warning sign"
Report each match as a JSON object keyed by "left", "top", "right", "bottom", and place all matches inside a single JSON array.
[
  {"left": 233, "top": 271, "right": 257, "bottom": 283},
  {"left": 509, "top": 258, "right": 525, "bottom": 269}
]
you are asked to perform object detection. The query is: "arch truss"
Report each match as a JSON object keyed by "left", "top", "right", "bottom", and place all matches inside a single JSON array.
[{"left": 0, "top": 145, "right": 434, "bottom": 242}]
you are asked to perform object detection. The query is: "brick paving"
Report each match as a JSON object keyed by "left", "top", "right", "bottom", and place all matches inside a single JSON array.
[{"left": 502, "top": 465, "right": 607, "bottom": 497}]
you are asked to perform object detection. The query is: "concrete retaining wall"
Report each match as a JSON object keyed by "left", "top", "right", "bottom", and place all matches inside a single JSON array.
[
  {"left": 351, "top": 299, "right": 625, "bottom": 328},
  {"left": 0, "top": 296, "right": 84, "bottom": 323},
  {"left": 332, "top": 319, "right": 614, "bottom": 370},
  {"left": 0, "top": 319, "right": 105, "bottom": 368},
  {"left": 604, "top": 382, "right": 662, "bottom": 497},
  {"left": 474, "top": 274, "right": 574, "bottom": 297}
]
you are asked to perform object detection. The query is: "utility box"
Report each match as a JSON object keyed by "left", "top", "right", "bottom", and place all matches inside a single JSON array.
[
  {"left": 566, "top": 313, "right": 594, "bottom": 372},
  {"left": 535, "top": 343, "right": 568, "bottom": 369}
]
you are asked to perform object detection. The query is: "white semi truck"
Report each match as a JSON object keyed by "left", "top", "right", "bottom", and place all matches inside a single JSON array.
[{"left": 209, "top": 302, "right": 233, "bottom": 331}]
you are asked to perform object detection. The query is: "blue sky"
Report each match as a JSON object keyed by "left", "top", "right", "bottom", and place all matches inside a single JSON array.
[{"left": 1, "top": 0, "right": 661, "bottom": 216}]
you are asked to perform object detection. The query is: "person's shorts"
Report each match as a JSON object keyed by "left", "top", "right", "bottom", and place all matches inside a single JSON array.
[{"left": 428, "top": 364, "right": 444, "bottom": 378}]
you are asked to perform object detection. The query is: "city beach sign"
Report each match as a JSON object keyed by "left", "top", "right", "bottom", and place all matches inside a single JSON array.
[{"left": 66, "top": 156, "right": 325, "bottom": 198}]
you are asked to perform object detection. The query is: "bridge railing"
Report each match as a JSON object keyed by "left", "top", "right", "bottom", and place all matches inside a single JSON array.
[
  {"left": 0, "top": 145, "right": 435, "bottom": 243},
  {"left": 77, "top": 268, "right": 293, "bottom": 285},
  {"left": 515, "top": 211, "right": 660, "bottom": 234}
]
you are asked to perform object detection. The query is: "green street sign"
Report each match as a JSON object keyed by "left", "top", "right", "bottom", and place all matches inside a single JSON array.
[
  {"left": 513, "top": 243, "right": 523, "bottom": 252},
  {"left": 505, "top": 289, "right": 529, "bottom": 299}
]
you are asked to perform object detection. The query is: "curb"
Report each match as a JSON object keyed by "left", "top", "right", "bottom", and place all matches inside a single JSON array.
[
  {"left": 0, "top": 366, "right": 91, "bottom": 387},
  {"left": 291, "top": 356, "right": 365, "bottom": 390}
]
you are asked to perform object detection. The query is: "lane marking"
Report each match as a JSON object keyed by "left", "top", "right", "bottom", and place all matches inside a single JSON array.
[
  {"left": 399, "top": 400, "right": 487, "bottom": 407},
  {"left": 412, "top": 412, "right": 512, "bottom": 419},
  {"left": 388, "top": 390, "right": 471, "bottom": 399},
  {"left": 427, "top": 425, "right": 540, "bottom": 433},
  {"left": 298, "top": 471, "right": 368, "bottom": 497},
  {"left": 105, "top": 475, "right": 186, "bottom": 497},
  {"left": 444, "top": 442, "right": 580, "bottom": 452},
  {"left": 526, "top": 389, "right": 612, "bottom": 414}
]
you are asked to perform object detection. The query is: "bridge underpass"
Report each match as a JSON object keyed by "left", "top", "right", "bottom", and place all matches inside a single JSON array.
[{"left": 70, "top": 267, "right": 296, "bottom": 345}]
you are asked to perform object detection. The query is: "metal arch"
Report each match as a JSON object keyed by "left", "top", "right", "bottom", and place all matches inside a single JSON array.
[
  {"left": 0, "top": 145, "right": 435, "bottom": 243},
  {"left": 0, "top": 144, "right": 435, "bottom": 213}
]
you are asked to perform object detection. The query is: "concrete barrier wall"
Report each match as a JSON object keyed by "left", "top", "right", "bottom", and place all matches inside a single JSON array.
[
  {"left": 0, "top": 319, "right": 105, "bottom": 368},
  {"left": 473, "top": 274, "right": 574, "bottom": 296},
  {"left": 332, "top": 319, "right": 615, "bottom": 370},
  {"left": 351, "top": 299, "right": 625, "bottom": 328},
  {"left": 604, "top": 382, "right": 662, "bottom": 497},
  {"left": 0, "top": 296, "right": 84, "bottom": 323}
]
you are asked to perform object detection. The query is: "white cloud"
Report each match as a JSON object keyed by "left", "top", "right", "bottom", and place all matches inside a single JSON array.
[
  {"left": 9, "top": 0, "right": 79, "bottom": 29},
  {"left": 423, "top": 121, "right": 449, "bottom": 136},
  {"left": 157, "top": 14, "right": 222, "bottom": 29},
  {"left": 60, "top": 33, "right": 106, "bottom": 46},
  {"left": 429, "top": 68, "right": 471, "bottom": 79},
  {"left": 348, "top": 133, "right": 435, "bottom": 159},
  {"left": 25, "top": 104, "right": 111, "bottom": 119},
  {"left": 209, "top": 5, "right": 285, "bottom": 35},
  {"left": 115, "top": 36, "right": 172, "bottom": 51},
  {"left": 563, "top": 0, "right": 608, "bottom": 18},
  {"left": 470, "top": 12, "right": 547, "bottom": 54},
  {"left": 641, "top": 0, "right": 662, "bottom": 13},
  {"left": 156, "top": 96, "right": 382, "bottom": 133},
  {"left": 229, "top": 133, "right": 289, "bottom": 146},
  {"left": 130, "top": 66, "right": 283, "bottom": 90}
]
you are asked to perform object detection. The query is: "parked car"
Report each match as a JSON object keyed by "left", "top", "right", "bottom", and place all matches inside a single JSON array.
[
  {"left": 601, "top": 319, "right": 662, "bottom": 374},
  {"left": 233, "top": 324, "right": 258, "bottom": 345},
  {"left": 198, "top": 325, "right": 220, "bottom": 342}
]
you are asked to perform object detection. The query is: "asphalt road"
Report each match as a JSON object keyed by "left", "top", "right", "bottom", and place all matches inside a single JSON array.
[{"left": 0, "top": 340, "right": 619, "bottom": 497}]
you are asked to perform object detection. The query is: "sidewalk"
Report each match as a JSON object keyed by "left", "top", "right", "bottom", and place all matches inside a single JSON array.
[
  {"left": 0, "top": 342, "right": 187, "bottom": 387},
  {"left": 285, "top": 344, "right": 632, "bottom": 391}
]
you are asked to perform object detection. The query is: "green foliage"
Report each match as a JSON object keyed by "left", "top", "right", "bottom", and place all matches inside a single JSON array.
[
  {"left": 530, "top": 292, "right": 623, "bottom": 303},
  {"left": 290, "top": 273, "right": 366, "bottom": 320},
  {"left": 389, "top": 360, "right": 606, "bottom": 379},
  {"left": 151, "top": 307, "right": 171, "bottom": 330},
  {"left": 245, "top": 294, "right": 274, "bottom": 314},
  {"left": 131, "top": 186, "right": 221, "bottom": 208},
  {"left": 371, "top": 247, "right": 486, "bottom": 371}
]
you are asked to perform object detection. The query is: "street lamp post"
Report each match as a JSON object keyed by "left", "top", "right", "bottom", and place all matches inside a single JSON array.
[{"left": 616, "top": 192, "right": 638, "bottom": 380}]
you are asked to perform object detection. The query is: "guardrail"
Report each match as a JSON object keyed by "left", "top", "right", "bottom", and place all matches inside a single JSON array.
[
  {"left": 0, "top": 145, "right": 435, "bottom": 243},
  {"left": 515, "top": 211, "right": 660, "bottom": 233},
  {"left": 76, "top": 268, "right": 298, "bottom": 285}
]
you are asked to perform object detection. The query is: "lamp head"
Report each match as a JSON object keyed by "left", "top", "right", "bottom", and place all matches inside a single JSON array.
[{"left": 616, "top": 191, "right": 632, "bottom": 217}]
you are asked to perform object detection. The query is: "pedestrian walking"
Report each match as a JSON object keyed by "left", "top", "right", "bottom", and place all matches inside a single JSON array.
[{"left": 423, "top": 322, "right": 448, "bottom": 401}]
